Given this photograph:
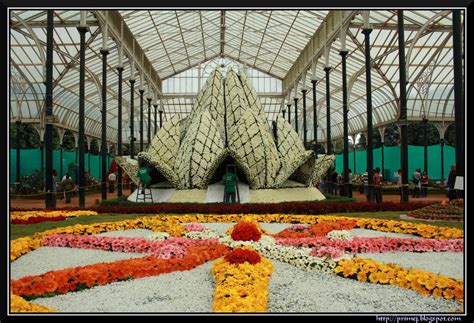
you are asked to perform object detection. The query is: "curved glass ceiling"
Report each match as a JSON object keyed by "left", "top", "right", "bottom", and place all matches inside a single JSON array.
[{"left": 9, "top": 9, "right": 462, "bottom": 145}]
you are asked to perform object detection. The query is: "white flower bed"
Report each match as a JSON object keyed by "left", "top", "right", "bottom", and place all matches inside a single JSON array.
[
  {"left": 31, "top": 262, "right": 216, "bottom": 312},
  {"left": 146, "top": 232, "right": 170, "bottom": 241},
  {"left": 326, "top": 230, "right": 354, "bottom": 241},
  {"left": 268, "top": 260, "right": 460, "bottom": 313},
  {"left": 216, "top": 234, "right": 352, "bottom": 273}
]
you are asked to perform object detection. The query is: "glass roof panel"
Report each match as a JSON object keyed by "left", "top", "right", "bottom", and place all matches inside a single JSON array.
[{"left": 10, "top": 9, "right": 461, "bottom": 144}]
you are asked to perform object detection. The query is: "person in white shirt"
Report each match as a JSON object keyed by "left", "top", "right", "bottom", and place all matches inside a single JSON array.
[{"left": 108, "top": 172, "right": 117, "bottom": 193}]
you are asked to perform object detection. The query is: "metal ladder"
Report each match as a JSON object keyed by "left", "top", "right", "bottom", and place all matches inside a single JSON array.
[{"left": 135, "top": 183, "right": 154, "bottom": 203}]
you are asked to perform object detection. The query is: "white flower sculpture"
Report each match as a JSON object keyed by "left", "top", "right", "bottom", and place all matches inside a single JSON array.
[{"left": 116, "top": 68, "right": 335, "bottom": 189}]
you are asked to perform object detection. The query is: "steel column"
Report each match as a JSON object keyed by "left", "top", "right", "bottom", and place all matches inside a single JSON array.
[
  {"left": 311, "top": 80, "right": 318, "bottom": 151},
  {"left": 397, "top": 11, "right": 409, "bottom": 203},
  {"left": 147, "top": 97, "right": 152, "bottom": 148},
  {"left": 77, "top": 25, "right": 88, "bottom": 208},
  {"left": 423, "top": 118, "right": 428, "bottom": 174},
  {"left": 16, "top": 120, "right": 21, "bottom": 184},
  {"left": 324, "top": 67, "right": 332, "bottom": 154},
  {"left": 139, "top": 89, "right": 144, "bottom": 152},
  {"left": 302, "top": 89, "right": 308, "bottom": 147},
  {"left": 287, "top": 104, "right": 291, "bottom": 124},
  {"left": 294, "top": 97, "right": 298, "bottom": 133},
  {"left": 452, "top": 10, "right": 464, "bottom": 178},
  {"left": 100, "top": 48, "right": 109, "bottom": 201},
  {"left": 153, "top": 104, "right": 158, "bottom": 135},
  {"left": 44, "top": 10, "right": 55, "bottom": 208},
  {"left": 340, "top": 50, "right": 350, "bottom": 197},
  {"left": 117, "top": 66, "right": 124, "bottom": 197},
  {"left": 129, "top": 79, "right": 135, "bottom": 193}
]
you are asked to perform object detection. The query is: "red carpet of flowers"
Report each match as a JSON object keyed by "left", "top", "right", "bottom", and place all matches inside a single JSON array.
[
  {"left": 12, "top": 216, "right": 66, "bottom": 225},
  {"left": 224, "top": 248, "right": 262, "bottom": 265},
  {"left": 231, "top": 221, "right": 262, "bottom": 241},
  {"left": 11, "top": 201, "right": 434, "bottom": 215}
]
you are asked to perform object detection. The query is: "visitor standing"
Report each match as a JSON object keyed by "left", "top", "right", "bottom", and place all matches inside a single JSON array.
[
  {"left": 421, "top": 171, "right": 429, "bottom": 197},
  {"left": 373, "top": 167, "right": 382, "bottom": 203},
  {"left": 362, "top": 170, "right": 369, "bottom": 200},
  {"left": 338, "top": 174, "right": 344, "bottom": 196},
  {"left": 396, "top": 169, "right": 402, "bottom": 202},
  {"left": 108, "top": 172, "right": 117, "bottom": 193},
  {"left": 52, "top": 169, "right": 58, "bottom": 194},
  {"left": 330, "top": 169, "right": 338, "bottom": 195},
  {"left": 347, "top": 169, "right": 353, "bottom": 198},
  {"left": 447, "top": 165, "right": 457, "bottom": 201},
  {"left": 61, "top": 173, "right": 74, "bottom": 203},
  {"left": 222, "top": 167, "right": 237, "bottom": 203},
  {"left": 412, "top": 168, "right": 421, "bottom": 198}
]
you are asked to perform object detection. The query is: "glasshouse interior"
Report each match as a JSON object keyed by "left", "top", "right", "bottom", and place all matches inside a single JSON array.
[{"left": 7, "top": 9, "right": 466, "bottom": 315}]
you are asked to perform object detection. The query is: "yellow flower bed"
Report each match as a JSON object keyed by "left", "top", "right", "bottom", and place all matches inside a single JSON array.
[
  {"left": 334, "top": 258, "right": 464, "bottom": 302},
  {"left": 355, "top": 218, "right": 463, "bottom": 239},
  {"left": 212, "top": 253, "right": 274, "bottom": 312},
  {"left": 10, "top": 217, "right": 185, "bottom": 261},
  {"left": 156, "top": 214, "right": 463, "bottom": 240},
  {"left": 11, "top": 210, "right": 98, "bottom": 221},
  {"left": 11, "top": 293, "right": 57, "bottom": 312},
  {"left": 10, "top": 236, "right": 43, "bottom": 261}
]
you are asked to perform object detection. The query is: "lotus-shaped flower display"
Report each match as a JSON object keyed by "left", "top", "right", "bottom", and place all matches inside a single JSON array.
[{"left": 116, "top": 68, "right": 335, "bottom": 189}]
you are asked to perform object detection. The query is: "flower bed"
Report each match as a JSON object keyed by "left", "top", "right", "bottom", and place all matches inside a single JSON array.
[
  {"left": 212, "top": 248, "right": 274, "bottom": 312},
  {"left": 11, "top": 210, "right": 98, "bottom": 221},
  {"left": 11, "top": 293, "right": 57, "bottom": 313},
  {"left": 12, "top": 215, "right": 67, "bottom": 225},
  {"left": 43, "top": 234, "right": 220, "bottom": 259},
  {"left": 334, "top": 257, "right": 464, "bottom": 302},
  {"left": 406, "top": 203, "right": 464, "bottom": 222},
  {"left": 276, "top": 236, "right": 464, "bottom": 253},
  {"left": 10, "top": 213, "right": 464, "bottom": 313},
  {"left": 11, "top": 201, "right": 435, "bottom": 215},
  {"left": 11, "top": 244, "right": 228, "bottom": 300},
  {"left": 273, "top": 220, "right": 357, "bottom": 239}
]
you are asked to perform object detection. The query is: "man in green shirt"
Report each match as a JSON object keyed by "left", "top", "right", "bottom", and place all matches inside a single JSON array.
[
  {"left": 137, "top": 166, "right": 152, "bottom": 193},
  {"left": 222, "top": 167, "right": 237, "bottom": 203}
]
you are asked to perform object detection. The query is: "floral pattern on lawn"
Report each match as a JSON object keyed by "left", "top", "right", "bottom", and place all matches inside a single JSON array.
[{"left": 10, "top": 213, "right": 464, "bottom": 312}]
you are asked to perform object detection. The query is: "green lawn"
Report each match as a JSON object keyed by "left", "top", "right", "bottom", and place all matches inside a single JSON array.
[{"left": 10, "top": 211, "right": 464, "bottom": 240}]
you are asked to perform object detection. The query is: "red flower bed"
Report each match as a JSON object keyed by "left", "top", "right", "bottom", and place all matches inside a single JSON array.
[
  {"left": 273, "top": 220, "right": 357, "bottom": 239},
  {"left": 406, "top": 203, "right": 464, "bottom": 222},
  {"left": 12, "top": 216, "right": 66, "bottom": 225},
  {"left": 231, "top": 222, "right": 262, "bottom": 241},
  {"left": 224, "top": 248, "right": 261, "bottom": 265},
  {"left": 10, "top": 201, "right": 434, "bottom": 215},
  {"left": 11, "top": 243, "right": 228, "bottom": 299}
]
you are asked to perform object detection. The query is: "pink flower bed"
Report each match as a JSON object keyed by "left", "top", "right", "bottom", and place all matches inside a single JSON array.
[
  {"left": 310, "top": 246, "right": 345, "bottom": 260},
  {"left": 184, "top": 224, "right": 208, "bottom": 232},
  {"left": 43, "top": 234, "right": 219, "bottom": 259},
  {"left": 276, "top": 237, "right": 464, "bottom": 254}
]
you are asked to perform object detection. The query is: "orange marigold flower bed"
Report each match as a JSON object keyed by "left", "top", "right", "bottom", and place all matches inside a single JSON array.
[{"left": 273, "top": 220, "right": 357, "bottom": 239}]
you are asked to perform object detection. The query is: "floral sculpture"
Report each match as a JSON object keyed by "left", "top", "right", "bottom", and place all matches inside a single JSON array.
[{"left": 116, "top": 68, "right": 334, "bottom": 191}]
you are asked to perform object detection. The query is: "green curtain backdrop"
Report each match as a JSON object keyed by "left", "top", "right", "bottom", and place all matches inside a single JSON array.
[
  {"left": 10, "top": 148, "right": 113, "bottom": 183},
  {"left": 334, "top": 144, "right": 455, "bottom": 181}
]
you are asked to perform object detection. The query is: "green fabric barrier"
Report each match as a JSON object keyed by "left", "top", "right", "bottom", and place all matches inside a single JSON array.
[
  {"left": 334, "top": 144, "right": 455, "bottom": 181},
  {"left": 10, "top": 148, "right": 113, "bottom": 184}
]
